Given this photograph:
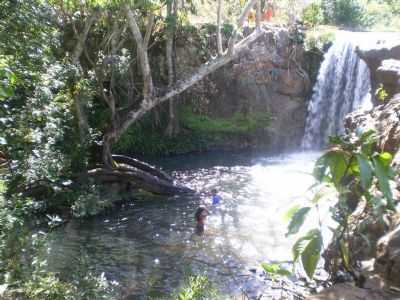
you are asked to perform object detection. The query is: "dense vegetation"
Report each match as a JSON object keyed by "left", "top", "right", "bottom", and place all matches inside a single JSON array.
[
  {"left": 286, "top": 131, "right": 396, "bottom": 280},
  {"left": 0, "top": 0, "right": 399, "bottom": 298},
  {"left": 302, "top": 0, "right": 400, "bottom": 30}
]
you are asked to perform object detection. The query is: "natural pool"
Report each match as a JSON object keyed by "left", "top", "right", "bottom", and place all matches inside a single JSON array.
[{"left": 46, "top": 151, "right": 322, "bottom": 299}]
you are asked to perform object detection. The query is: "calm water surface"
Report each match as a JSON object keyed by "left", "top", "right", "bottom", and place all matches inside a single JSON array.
[{"left": 47, "top": 151, "right": 321, "bottom": 299}]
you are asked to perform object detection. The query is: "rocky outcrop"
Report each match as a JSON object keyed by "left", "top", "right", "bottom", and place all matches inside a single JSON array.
[
  {"left": 375, "top": 224, "right": 400, "bottom": 287},
  {"left": 357, "top": 38, "right": 400, "bottom": 100},
  {"left": 179, "top": 25, "right": 310, "bottom": 152},
  {"left": 342, "top": 47, "right": 400, "bottom": 295},
  {"left": 345, "top": 93, "right": 400, "bottom": 155},
  {"left": 377, "top": 59, "right": 400, "bottom": 98}
]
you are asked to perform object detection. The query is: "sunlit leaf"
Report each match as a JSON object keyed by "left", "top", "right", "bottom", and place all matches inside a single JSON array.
[
  {"left": 283, "top": 204, "right": 301, "bottom": 222},
  {"left": 311, "top": 183, "right": 336, "bottom": 204},
  {"left": 286, "top": 207, "right": 311, "bottom": 236},
  {"left": 378, "top": 152, "right": 392, "bottom": 168},
  {"left": 261, "top": 263, "right": 291, "bottom": 277},
  {"left": 300, "top": 230, "right": 322, "bottom": 279},
  {"left": 373, "top": 156, "right": 394, "bottom": 209},
  {"left": 314, "top": 150, "right": 350, "bottom": 187},
  {"left": 356, "top": 153, "right": 373, "bottom": 190},
  {"left": 292, "top": 229, "right": 320, "bottom": 262}
]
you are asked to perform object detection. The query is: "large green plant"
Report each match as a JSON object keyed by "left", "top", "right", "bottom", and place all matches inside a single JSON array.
[{"left": 287, "top": 130, "right": 396, "bottom": 279}]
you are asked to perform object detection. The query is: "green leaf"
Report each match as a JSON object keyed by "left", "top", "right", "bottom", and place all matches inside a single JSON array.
[
  {"left": 313, "top": 150, "right": 350, "bottom": 186},
  {"left": 310, "top": 183, "right": 336, "bottom": 204},
  {"left": 286, "top": 207, "right": 311, "bottom": 236},
  {"left": 292, "top": 229, "right": 319, "bottom": 262},
  {"left": 313, "top": 155, "right": 328, "bottom": 182},
  {"left": 356, "top": 153, "right": 373, "bottom": 190},
  {"left": 261, "top": 263, "right": 291, "bottom": 277},
  {"left": 292, "top": 229, "right": 322, "bottom": 279},
  {"left": 378, "top": 152, "right": 392, "bottom": 168},
  {"left": 373, "top": 156, "right": 394, "bottom": 209},
  {"left": 283, "top": 204, "right": 301, "bottom": 222},
  {"left": 300, "top": 230, "right": 322, "bottom": 279},
  {"left": 327, "top": 151, "right": 349, "bottom": 187}
]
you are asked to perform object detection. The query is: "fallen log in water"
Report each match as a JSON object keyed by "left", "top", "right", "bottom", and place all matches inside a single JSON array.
[
  {"left": 88, "top": 163, "right": 194, "bottom": 196},
  {"left": 112, "top": 154, "right": 173, "bottom": 183}
]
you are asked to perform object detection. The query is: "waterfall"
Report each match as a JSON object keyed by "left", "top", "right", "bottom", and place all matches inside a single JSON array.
[{"left": 302, "top": 33, "right": 373, "bottom": 149}]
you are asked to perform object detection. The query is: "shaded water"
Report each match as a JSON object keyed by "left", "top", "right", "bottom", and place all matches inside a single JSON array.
[{"left": 47, "top": 151, "right": 320, "bottom": 299}]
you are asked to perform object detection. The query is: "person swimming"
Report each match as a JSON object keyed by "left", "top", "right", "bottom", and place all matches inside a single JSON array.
[
  {"left": 211, "top": 188, "right": 221, "bottom": 205},
  {"left": 194, "top": 206, "right": 209, "bottom": 235}
]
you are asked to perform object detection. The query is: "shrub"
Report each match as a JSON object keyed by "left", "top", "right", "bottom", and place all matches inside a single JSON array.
[
  {"left": 322, "top": 0, "right": 370, "bottom": 28},
  {"left": 174, "top": 275, "right": 217, "bottom": 300},
  {"left": 302, "top": 3, "right": 324, "bottom": 27}
]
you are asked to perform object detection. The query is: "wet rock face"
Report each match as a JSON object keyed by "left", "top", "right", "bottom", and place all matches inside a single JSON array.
[
  {"left": 377, "top": 59, "right": 400, "bottom": 97},
  {"left": 179, "top": 26, "right": 311, "bottom": 152}
]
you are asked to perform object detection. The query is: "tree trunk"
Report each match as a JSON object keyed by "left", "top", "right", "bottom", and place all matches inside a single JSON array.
[
  {"left": 101, "top": 28, "right": 265, "bottom": 165},
  {"left": 71, "top": 10, "right": 99, "bottom": 146},
  {"left": 102, "top": 130, "right": 117, "bottom": 169},
  {"left": 100, "top": 2, "right": 265, "bottom": 167},
  {"left": 217, "top": 0, "right": 223, "bottom": 56},
  {"left": 165, "top": 0, "right": 180, "bottom": 137}
]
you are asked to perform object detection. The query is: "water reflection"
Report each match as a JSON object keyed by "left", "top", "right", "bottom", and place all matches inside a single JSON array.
[{"left": 47, "top": 151, "right": 320, "bottom": 299}]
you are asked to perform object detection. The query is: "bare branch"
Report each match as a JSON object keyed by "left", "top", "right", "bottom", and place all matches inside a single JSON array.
[{"left": 117, "top": 28, "right": 266, "bottom": 137}]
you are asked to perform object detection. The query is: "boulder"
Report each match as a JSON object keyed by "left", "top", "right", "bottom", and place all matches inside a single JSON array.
[
  {"left": 357, "top": 38, "right": 400, "bottom": 101},
  {"left": 345, "top": 93, "right": 400, "bottom": 155},
  {"left": 375, "top": 224, "right": 400, "bottom": 288},
  {"left": 376, "top": 59, "right": 400, "bottom": 98}
]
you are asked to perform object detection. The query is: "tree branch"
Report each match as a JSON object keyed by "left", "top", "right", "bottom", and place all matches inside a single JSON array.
[
  {"left": 125, "top": 5, "right": 154, "bottom": 100},
  {"left": 72, "top": 9, "right": 100, "bottom": 64},
  {"left": 117, "top": 28, "right": 266, "bottom": 137},
  {"left": 217, "top": 0, "right": 223, "bottom": 56}
]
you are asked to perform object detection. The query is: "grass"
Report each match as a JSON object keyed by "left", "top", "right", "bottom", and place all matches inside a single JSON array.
[
  {"left": 114, "top": 106, "right": 272, "bottom": 156},
  {"left": 180, "top": 108, "right": 271, "bottom": 134}
]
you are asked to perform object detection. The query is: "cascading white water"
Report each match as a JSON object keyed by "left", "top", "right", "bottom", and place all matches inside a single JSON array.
[{"left": 302, "top": 32, "right": 373, "bottom": 149}]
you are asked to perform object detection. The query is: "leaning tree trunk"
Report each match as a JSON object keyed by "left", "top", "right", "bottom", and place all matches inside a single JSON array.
[
  {"left": 101, "top": 0, "right": 263, "bottom": 167},
  {"left": 165, "top": 0, "right": 180, "bottom": 137}
]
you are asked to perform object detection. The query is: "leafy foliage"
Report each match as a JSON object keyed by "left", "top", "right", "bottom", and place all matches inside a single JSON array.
[
  {"left": 301, "top": 0, "right": 400, "bottom": 30},
  {"left": 287, "top": 130, "right": 396, "bottom": 279},
  {"left": 375, "top": 84, "right": 389, "bottom": 102},
  {"left": 301, "top": 3, "right": 324, "bottom": 27},
  {"left": 173, "top": 275, "right": 217, "bottom": 300},
  {"left": 261, "top": 263, "right": 292, "bottom": 278}
]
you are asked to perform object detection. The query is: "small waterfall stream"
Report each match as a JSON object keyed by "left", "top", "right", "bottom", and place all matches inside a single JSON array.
[{"left": 302, "top": 32, "right": 373, "bottom": 149}]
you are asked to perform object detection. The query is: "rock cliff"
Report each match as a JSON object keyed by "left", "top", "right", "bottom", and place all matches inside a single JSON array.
[{"left": 179, "top": 25, "right": 311, "bottom": 152}]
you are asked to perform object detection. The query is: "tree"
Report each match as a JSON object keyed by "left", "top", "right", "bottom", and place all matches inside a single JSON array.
[{"left": 51, "top": 0, "right": 264, "bottom": 169}]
